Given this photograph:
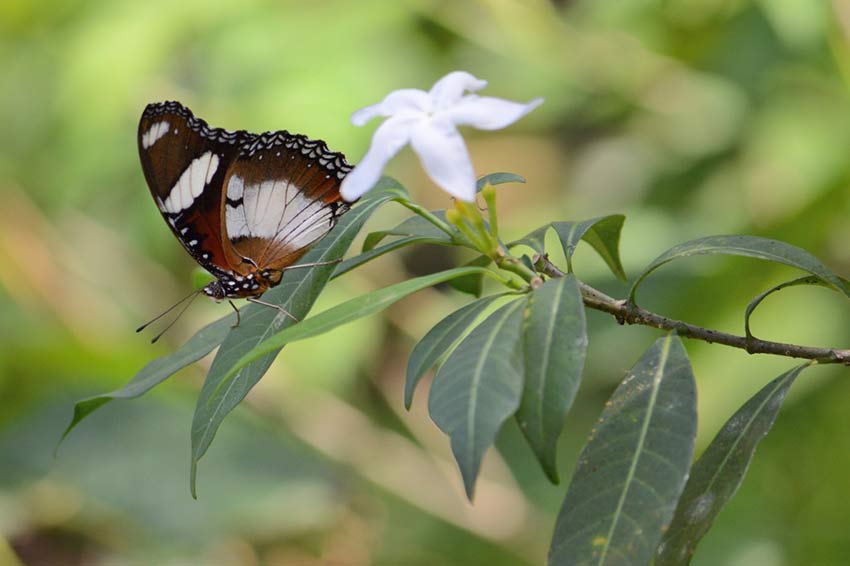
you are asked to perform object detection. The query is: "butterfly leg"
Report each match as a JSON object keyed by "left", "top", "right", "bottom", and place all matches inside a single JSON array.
[
  {"left": 247, "top": 297, "right": 300, "bottom": 323},
  {"left": 228, "top": 300, "right": 241, "bottom": 328}
]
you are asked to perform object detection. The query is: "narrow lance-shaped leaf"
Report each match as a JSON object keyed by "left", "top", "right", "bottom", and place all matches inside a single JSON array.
[
  {"left": 655, "top": 364, "right": 807, "bottom": 565},
  {"left": 363, "top": 212, "right": 456, "bottom": 251},
  {"left": 549, "top": 334, "right": 697, "bottom": 566},
  {"left": 58, "top": 313, "right": 235, "bottom": 447},
  {"left": 190, "top": 182, "right": 403, "bottom": 497},
  {"left": 629, "top": 235, "right": 850, "bottom": 304},
  {"left": 405, "top": 294, "right": 502, "bottom": 409},
  {"left": 516, "top": 274, "right": 587, "bottom": 484},
  {"left": 335, "top": 235, "right": 446, "bottom": 279},
  {"left": 219, "top": 266, "right": 495, "bottom": 381},
  {"left": 428, "top": 298, "right": 527, "bottom": 500}
]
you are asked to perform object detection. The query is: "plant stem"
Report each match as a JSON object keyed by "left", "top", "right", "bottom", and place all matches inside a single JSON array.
[{"left": 534, "top": 255, "right": 850, "bottom": 365}]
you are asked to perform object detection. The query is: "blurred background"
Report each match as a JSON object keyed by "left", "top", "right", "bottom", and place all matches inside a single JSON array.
[{"left": 2, "top": 0, "right": 850, "bottom": 564}]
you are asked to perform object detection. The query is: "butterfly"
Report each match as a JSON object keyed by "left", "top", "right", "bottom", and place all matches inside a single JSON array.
[{"left": 137, "top": 101, "right": 353, "bottom": 337}]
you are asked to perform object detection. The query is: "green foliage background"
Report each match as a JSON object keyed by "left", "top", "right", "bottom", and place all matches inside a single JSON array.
[{"left": 1, "top": 0, "right": 849, "bottom": 564}]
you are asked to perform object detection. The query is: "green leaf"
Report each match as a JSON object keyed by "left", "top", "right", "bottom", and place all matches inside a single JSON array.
[
  {"left": 219, "top": 266, "right": 494, "bottom": 386},
  {"left": 476, "top": 171, "right": 526, "bottom": 192},
  {"left": 428, "top": 298, "right": 527, "bottom": 500},
  {"left": 508, "top": 215, "right": 627, "bottom": 281},
  {"left": 404, "top": 294, "right": 502, "bottom": 410},
  {"left": 549, "top": 334, "right": 697, "bottom": 566},
  {"left": 334, "top": 235, "right": 443, "bottom": 279},
  {"left": 629, "top": 235, "right": 850, "bottom": 304},
  {"left": 509, "top": 224, "right": 550, "bottom": 255},
  {"left": 516, "top": 274, "right": 587, "bottom": 484},
  {"left": 448, "top": 254, "right": 493, "bottom": 297},
  {"left": 552, "top": 216, "right": 627, "bottom": 280},
  {"left": 190, "top": 183, "right": 401, "bottom": 497},
  {"left": 744, "top": 275, "right": 850, "bottom": 340},
  {"left": 362, "top": 211, "right": 455, "bottom": 251},
  {"left": 58, "top": 313, "right": 235, "bottom": 447},
  {"left": 656, "top": 364, "right": 807, "bottom": 565}
]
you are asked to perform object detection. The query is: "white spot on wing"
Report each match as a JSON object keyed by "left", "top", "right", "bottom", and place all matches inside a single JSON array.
[
  {"left": 161, "top": 152, "right": 219, "bottom": 214},
  {"left": 142, "top": 121, "right": 170, "bottom": 149},
  {"left": 225, "top": 177, "right": 331, "bottom": 250}
]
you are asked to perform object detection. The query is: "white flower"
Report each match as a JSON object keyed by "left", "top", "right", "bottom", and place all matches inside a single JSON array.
[{"left": 340, "top": 71, "right": 543, "bottom": 202}]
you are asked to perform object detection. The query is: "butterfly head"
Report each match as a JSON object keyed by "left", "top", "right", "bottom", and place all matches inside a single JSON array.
[{"left": 202, "top": 280, "right": 227, "bottom": 301}]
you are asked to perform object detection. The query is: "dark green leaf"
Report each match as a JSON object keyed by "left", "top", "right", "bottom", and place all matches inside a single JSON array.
[
  {"left": 190, "top": 182, "right": 401, "bottom": 497},
  {"left": 516, "top": 274, "right": 587, "bottom": 484},
  {"left": 405, "top": 294, "right": 502, "bottom": 410},
  {"left": 744, "top": 275, "right": 850, "bottom": 340},
  {"left": 508, "top": 215, "right": 627, "bottom": 280},
  {"left": 629, "top": 235, "right": 850, "bottom": 304},
  {"left": 551, "top": 216, "right": 627, "bottom": 280},
  {"left": 448, "top": 255, "right": 493, "bottom": 297},
  {"left": 508, "top": 224, "right": 550, "bottom": 255},
  {"left": 428, "top": 298, "right": 527, "bottom": 499},
  {"left": 549, "top": 334, "right": 697, "bottom": 566},
  {"left": 58, "top": 313, "right": 235, "bottom": 447},
  {"left": 656, "top": 364, "right": 807, "bottom": 565},
  {"left": 476, "top": 172, "right": 526, "bottom": 192}
]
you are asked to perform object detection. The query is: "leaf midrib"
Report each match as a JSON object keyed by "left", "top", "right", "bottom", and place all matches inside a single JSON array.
[
  {"left": 466, "top": 300, "right": 523, "bottom": 474},
  {"left": 597, "top": 334, "right": 672, "bottom": 565}
]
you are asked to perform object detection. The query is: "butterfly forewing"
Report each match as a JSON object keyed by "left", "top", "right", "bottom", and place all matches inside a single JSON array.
[
  {"left": 138, "top": 100, "right": 353, "bottom": 298},
  {"left": 138, "top": 101, "right": 248, "bottom": 277}
]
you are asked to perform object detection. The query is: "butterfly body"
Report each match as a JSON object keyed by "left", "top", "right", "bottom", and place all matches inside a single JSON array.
[{"left": 138, "top": 101, "right": 352, "bottom": 302}]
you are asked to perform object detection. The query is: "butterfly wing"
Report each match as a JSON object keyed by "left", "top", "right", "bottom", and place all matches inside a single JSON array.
[
  {"left": 138, "top": 101, "right": 248, "bottom": 277},
  {"left": 222, "top": 132, "right": 352, "bottom": 271}
]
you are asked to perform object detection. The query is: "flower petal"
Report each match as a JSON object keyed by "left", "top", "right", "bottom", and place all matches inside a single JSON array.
[
  {"left": 351, "top": 89, "right": 431, "bottom": 126},
  {"left": 340, "top": 115, "right": 420, "bottom": 201},
  {"left": 428, "top": 71, "right": 487, "bottom": 111},
  {"left": 409, "top": 117, "right": 477, "bottom": 202},
  {"left": 445, "top": 95, "right": 543, "bottom": 130}
]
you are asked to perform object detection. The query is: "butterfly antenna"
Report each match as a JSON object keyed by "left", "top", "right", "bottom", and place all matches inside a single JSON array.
[
  {"left": 148, "top": 291, "right": 203, "bottom": 344},
  {"left": 136, "top": 289, "right": 201, "bottom": 334}
]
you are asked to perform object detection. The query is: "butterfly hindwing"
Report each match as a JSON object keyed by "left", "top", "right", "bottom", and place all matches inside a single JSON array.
[{"left": 221, "top": 133, "right": 351, "bottom": 271}]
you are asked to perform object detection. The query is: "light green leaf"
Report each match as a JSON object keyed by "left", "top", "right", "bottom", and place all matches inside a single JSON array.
[
  {"left": 362, "top": 211, "right": 455, "bottom": 251},
  {"left": 629, "top": 235, "right": 850, "bottom": 304},
  {"left": 219, "top": 267, "right": 494, "bottom": 386},
  {"left": 404, "top": 294, "right": 502, "bottom": 410},
  {"left": 516, "top": 275, "right": 587, "bottom": 484},
  {"left": 656, "top": 364, "right": 807, "bottom": 565},
  {"left": 428, "top": 298, "right": 527, "bottom": 499},
  {"left": 59, "top": 313, "right": 235, "bottom": 447},
  {"left": 190, "top": 182, "right": 401, "bottom": 497},
  {"left": 549, "top": 334, "right": 697, "bottom": 566}
]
